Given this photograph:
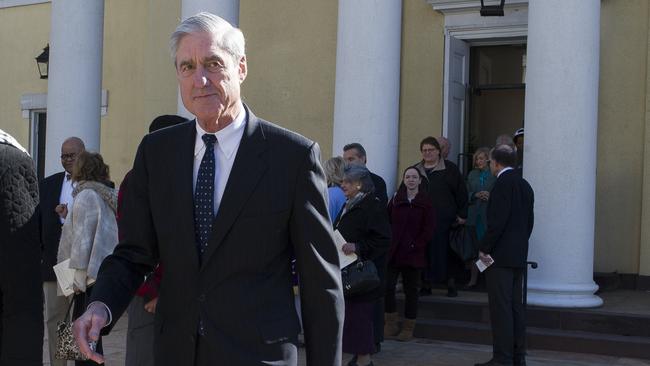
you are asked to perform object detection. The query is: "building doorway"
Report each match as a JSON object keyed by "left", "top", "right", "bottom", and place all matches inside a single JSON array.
[
  {"left": 29, "top": 110, "right": 47, "bottom": 181},
  {"left": 463, "top": 43, "right": 527, "bottom": 174}
]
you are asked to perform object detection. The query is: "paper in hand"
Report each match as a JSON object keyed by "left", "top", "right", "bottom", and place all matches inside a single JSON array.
[
  {"left": 53, "top": 259, "right": 95, "bottom": 296},
  {"left": 333, "top": 230, "right": 358, "bottom": 269},
  {"left": 475, "top": 255, "right": 495, "bottom": 273}
]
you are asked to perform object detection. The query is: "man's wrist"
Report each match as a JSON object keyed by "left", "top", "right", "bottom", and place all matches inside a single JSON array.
[{"left": 87, "top": 301, "right": 112, "bottom": 327}]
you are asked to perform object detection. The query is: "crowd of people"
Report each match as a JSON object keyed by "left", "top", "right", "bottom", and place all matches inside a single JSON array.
[{"left": 0, "top": 11, "right": 534, "bottom": 366}]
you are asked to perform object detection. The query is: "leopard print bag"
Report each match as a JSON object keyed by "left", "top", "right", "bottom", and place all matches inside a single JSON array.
[{"left": 54, "top": 297, "right": 89, "bottom": 361}]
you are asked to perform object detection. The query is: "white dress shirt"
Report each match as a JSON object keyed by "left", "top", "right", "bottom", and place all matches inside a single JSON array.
[
  {"left": 59, "top": 173, "right": 75, "bottom": 224},
  {"left": 193, "top": 102, "right": 246, "bottom": 216},
  {"left": 497, "top": 166, "right": 513, "bottom": 178}
]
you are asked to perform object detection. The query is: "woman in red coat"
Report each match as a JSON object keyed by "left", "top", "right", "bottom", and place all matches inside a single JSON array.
[{"left": 384, "top": 167, "right": 436, "bottom": 341}]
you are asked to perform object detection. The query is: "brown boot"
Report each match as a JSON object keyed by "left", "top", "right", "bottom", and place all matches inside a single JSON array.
[
  {"left": 383, "top": 312, "right": 400, "bottom": 338},
  {"left": 396, "top": 318, "right": 416, "bottom": 342}
]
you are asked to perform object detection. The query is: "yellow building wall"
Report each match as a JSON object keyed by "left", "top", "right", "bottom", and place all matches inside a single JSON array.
[
  {"left": 239, "top": 1, "right": 338, "bottom": 159},
  {"left": 100, "top": 0, "right": 181, "bottom": 185},
  {"left": 397, "top": 1, "right": 445, "bottom": 189},
  {"left": 0, "top": 3, "right": 51, "bottom": 147},
  {"left": 595, "top": 0, "right": 648, "bottom": 274}
]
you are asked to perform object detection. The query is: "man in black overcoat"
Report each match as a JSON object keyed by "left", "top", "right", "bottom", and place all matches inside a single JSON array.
[
  {"left": 72, "top": 12, "right": 343, "bottom": 366},
  {"left": 0, "top": 129, "right": 43, "bottom": 366},
  {"left": 476, "top": 145, "right": 534, "bottom": 366},
  {"left": 38, "top": 136, "right": 85, "bottom": 366}
]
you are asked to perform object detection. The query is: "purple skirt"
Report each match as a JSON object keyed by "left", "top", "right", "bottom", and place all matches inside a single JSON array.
[{"left": 343, "top": 300, "right": 376, "bottom": 355}]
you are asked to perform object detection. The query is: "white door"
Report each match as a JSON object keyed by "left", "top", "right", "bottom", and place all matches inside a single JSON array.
[{"left": 443, "top": 35, "right": 470, "bottom": 167}]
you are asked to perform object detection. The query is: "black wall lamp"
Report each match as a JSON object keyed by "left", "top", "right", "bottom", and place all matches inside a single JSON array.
[
  {"left": 480, "top": 0, "right": 505, "bottom": 16},
  {"left": 35, "top": 44, "right": 49, "bottom": 79}
]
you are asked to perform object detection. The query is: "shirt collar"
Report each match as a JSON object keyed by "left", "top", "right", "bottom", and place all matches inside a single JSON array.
[
  {"left": 497, "top": 167, "right": 513, "bottom": 178},
  {"left": 194, "top": 102, "right": 246, "bottom": 159}
]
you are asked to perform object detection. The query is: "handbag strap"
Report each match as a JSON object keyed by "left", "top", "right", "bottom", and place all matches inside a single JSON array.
[{"left": 62, "top": 296, "right": 75, "bottom": 323}]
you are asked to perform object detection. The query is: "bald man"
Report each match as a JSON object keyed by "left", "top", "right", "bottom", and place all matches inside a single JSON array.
[{"left": 38, "top": 136, "right": 85, "bottom": 366}]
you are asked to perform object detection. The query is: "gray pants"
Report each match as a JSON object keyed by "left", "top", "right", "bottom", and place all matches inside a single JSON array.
[
  {"left": 43, "top": 281, "right": 70, "bottom": 366},
  {"left": 125, "top": 296, "right": 155, "bottom": 366}
]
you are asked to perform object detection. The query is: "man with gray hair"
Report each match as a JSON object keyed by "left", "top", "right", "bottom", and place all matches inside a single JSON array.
[{"left": 74, "top": 12, "right": 343, "bottom": 366}]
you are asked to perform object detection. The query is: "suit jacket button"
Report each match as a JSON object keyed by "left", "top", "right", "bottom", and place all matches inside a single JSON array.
[{"left": 198, "top": 294, "right": 206, "bottom": 302}]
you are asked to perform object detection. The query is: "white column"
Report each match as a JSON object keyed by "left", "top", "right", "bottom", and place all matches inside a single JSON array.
[
  {"left": 178, "top": 0, "right": 240, "bottom": 119},
  {"left": 524, "top": 0, "right": 602, "bottom": 308},
  {"left": 332, "top": 0, "right": 402, "bottom": 192},
  {"left": 45, "top": 0, "right": 104, "bottom": 176}
]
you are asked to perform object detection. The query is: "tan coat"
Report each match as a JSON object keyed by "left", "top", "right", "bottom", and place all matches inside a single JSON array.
[{"left": 57, "top": 181, "right": 118, "bottom": 287}]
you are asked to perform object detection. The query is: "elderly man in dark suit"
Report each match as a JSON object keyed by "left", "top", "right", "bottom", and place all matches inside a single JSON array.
[
  {"left": 73, "top": 12, "right": 343, "bottom": 366},
  {"left": 0, "top": 129, "right": 43, "bottom": 365},
  {"left": 475, "top": 145, "right": 534, "bottom": 366},
  {"left": 38, "top": 136, "right": 84, "bottom": 366}
]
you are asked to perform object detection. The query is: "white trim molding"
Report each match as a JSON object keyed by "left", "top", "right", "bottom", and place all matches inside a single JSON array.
[
  {"left": 428, "top": 0, "right": 528, "bottom": 15},
  {"left": 0, "top": 0, "right": 50, "bottom": 9},
  {"left": 21, "top": 90, "right": 109, "bottom": 118}
]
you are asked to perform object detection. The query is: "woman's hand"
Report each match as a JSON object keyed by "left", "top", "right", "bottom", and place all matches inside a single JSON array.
[
  {"left": 55, "top": 203, "right": 68, "bottom": 219},
  {"left": 144, "top": 297, "right": 158, "bottom": 314},
  {"left": 73, "top": 269, "right": 88, "bottom": 293},
  {"left": 342, "top": 243, "right": 357, "bottom": 255}
]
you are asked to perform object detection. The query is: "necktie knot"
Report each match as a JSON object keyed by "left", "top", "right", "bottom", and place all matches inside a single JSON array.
[{"left": 202, "top": 134, "right": 217, "bottom": 148}]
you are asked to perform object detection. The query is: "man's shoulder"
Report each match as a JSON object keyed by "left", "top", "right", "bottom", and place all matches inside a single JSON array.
[
  {"left": 42, "top": 171, "right": 65, "bottom": 185},
  {"left": 256, "top": 118, "right": 314, "bottom": 149},
  {"left": 0, "top": 144, "right": 33, "bottom": 179}
]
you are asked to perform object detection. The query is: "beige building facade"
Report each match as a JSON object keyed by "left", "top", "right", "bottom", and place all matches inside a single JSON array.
[{"left": 1, "top": 0, "right": 650, "bottom": 304}]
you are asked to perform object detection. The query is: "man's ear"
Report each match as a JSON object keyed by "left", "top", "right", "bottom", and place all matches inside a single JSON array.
[{"left": 238, "top": 55, "right": 247, "bottom": 83}]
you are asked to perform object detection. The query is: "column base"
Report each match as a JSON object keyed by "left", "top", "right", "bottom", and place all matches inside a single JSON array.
[{"left": 527, "top": 281, "right": 603, "bottom": 308}]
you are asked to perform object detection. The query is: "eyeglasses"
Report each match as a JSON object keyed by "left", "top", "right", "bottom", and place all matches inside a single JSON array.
[
  {"left": 421, "top": 148, "right": 438, "bottom": 153},
  {"left": 60, "top": 153, "right": 77, "bottom": 161}
]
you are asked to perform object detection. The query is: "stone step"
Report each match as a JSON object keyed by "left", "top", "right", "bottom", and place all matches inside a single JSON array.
[
  {"left": 405, "top": 296, "right": 650, "bottom": 337},
  {"left": 413, "top": 318, "right": 650, "bottom": 359}
]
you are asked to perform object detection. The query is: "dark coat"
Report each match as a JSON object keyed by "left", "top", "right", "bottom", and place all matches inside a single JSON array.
[
  {"left": 387, "top": 187, "right": 436, "bottom": 269},
  {"left": 370, "top": 172, "right": 388, "bottom": 207},
  {"left": 0, "top": 143, "right": 43, "bottom": 365},
  {"left": 37, "top": 171, "right": 65, "bottom": 281},
  {"left": 89, "top": 106, "right": 344, "bottom": 366},
  {"left": 480, "top": 169, "right": 534, "bottom": 268},
  {"left": 414, "top": 160, "right": 468, "bottom": 221},
  {"left": 334, "top": 193, "right": 391, "bottom": 302}
]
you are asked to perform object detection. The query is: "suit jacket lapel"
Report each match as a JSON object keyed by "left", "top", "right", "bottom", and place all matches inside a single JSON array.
[
  {"left": 200, "top": 108, "right": 268, "bottom": 271},
  {"left": 175, "top": 121, "right": 201, "bottom": 267}
]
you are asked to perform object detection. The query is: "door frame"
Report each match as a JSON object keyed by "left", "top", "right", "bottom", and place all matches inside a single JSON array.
[{"left": 433, "top": 0, "right": 529, "bottom": 166}]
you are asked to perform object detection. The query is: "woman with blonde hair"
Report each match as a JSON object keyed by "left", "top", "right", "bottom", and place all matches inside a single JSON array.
[
  {"left": 324, "top": 156, "right": 347, "bottom": 222},
  {"left": 57, "top": 151, "right": 117, "bottom": 366},
  {"left": 465, "top": 147, "right": 496, "bottom": 288}
]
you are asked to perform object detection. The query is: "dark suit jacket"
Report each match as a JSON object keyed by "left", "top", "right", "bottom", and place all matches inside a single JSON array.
[
  {"left": 479, "top": 169, "right": 534, "bottom": 268},
  {"left": 90, "top": 107, "right": 344, "bottom": 366},
  {"left": 369, "top": 172, "right": 388, "bottom": 207},
  {"left": 38, "top": 171, "right": 65, "bottom": 281}
]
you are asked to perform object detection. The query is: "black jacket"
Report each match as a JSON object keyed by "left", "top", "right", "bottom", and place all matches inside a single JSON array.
[
  {"left": 415, "top": 160, "right": 468, "bottom": 221},
  {"left": 370, "top": 172, "right": 388, "bottom": 207},
  {"left": 37, "top": 171, "right": 65, "bottom": 281},
  {"left": 334, "top": 193, "right": 391, "bottom": 301},
  {"left": 90, "top": 106, "right": 344, "bottom": 366},
  {"left": 479, "top": 169, "right": 534, "bottom": 268}
]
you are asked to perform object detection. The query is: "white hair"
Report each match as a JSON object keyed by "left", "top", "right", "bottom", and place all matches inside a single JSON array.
[{"left": 170, "top": 12, "right": 246, "bottom": 65}]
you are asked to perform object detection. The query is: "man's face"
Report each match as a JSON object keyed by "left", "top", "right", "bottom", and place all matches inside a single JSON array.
[
  {"left": 60, "top": 141, "right": 83, "bottom": 174},
  {"left": 343, "top": 149, "right": 366, "bottom": 166},
  {"left": 515, "top": 135, "right": 524, "bottom": 150},
  {"left": 420, "top": 144, "right": 440, "bottom": 164},
  {"left": 176, "top": 31, "right": 247, "bottom": 132}
]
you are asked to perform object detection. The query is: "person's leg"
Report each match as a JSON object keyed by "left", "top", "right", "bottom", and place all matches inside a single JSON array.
[
  {"left": 396, "top": 267, "right": 420, "bottom": 342},
  {"left": 512, "top": 268, "right": 526, "bottom": 365},
  {"left": 383, "top": 265, "right": 400, "bottom": 338},
  {"left": 44, "top": 281, "right": 70, "bottom": 366},
  {"left": 125, "top": 296, "right": 156, "bottom": 366},
  {"left": 485, "top": 267, "right": 514, "bottom": 365}
]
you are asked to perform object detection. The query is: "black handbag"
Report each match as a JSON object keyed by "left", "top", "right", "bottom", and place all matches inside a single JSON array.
[
  {"left": 55, "top": 297, "right": 89, "bottom": 361},
  {"left": 449, "top": 224, "right": 478, "bottom": 262},
  {"left": 341, "top": 260, "right": 380, "bottom": 296}
]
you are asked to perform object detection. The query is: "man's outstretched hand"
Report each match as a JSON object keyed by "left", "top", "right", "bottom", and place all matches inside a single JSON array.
[{"left": 73, "top": 302, "right": 109, "bottom": 364}]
